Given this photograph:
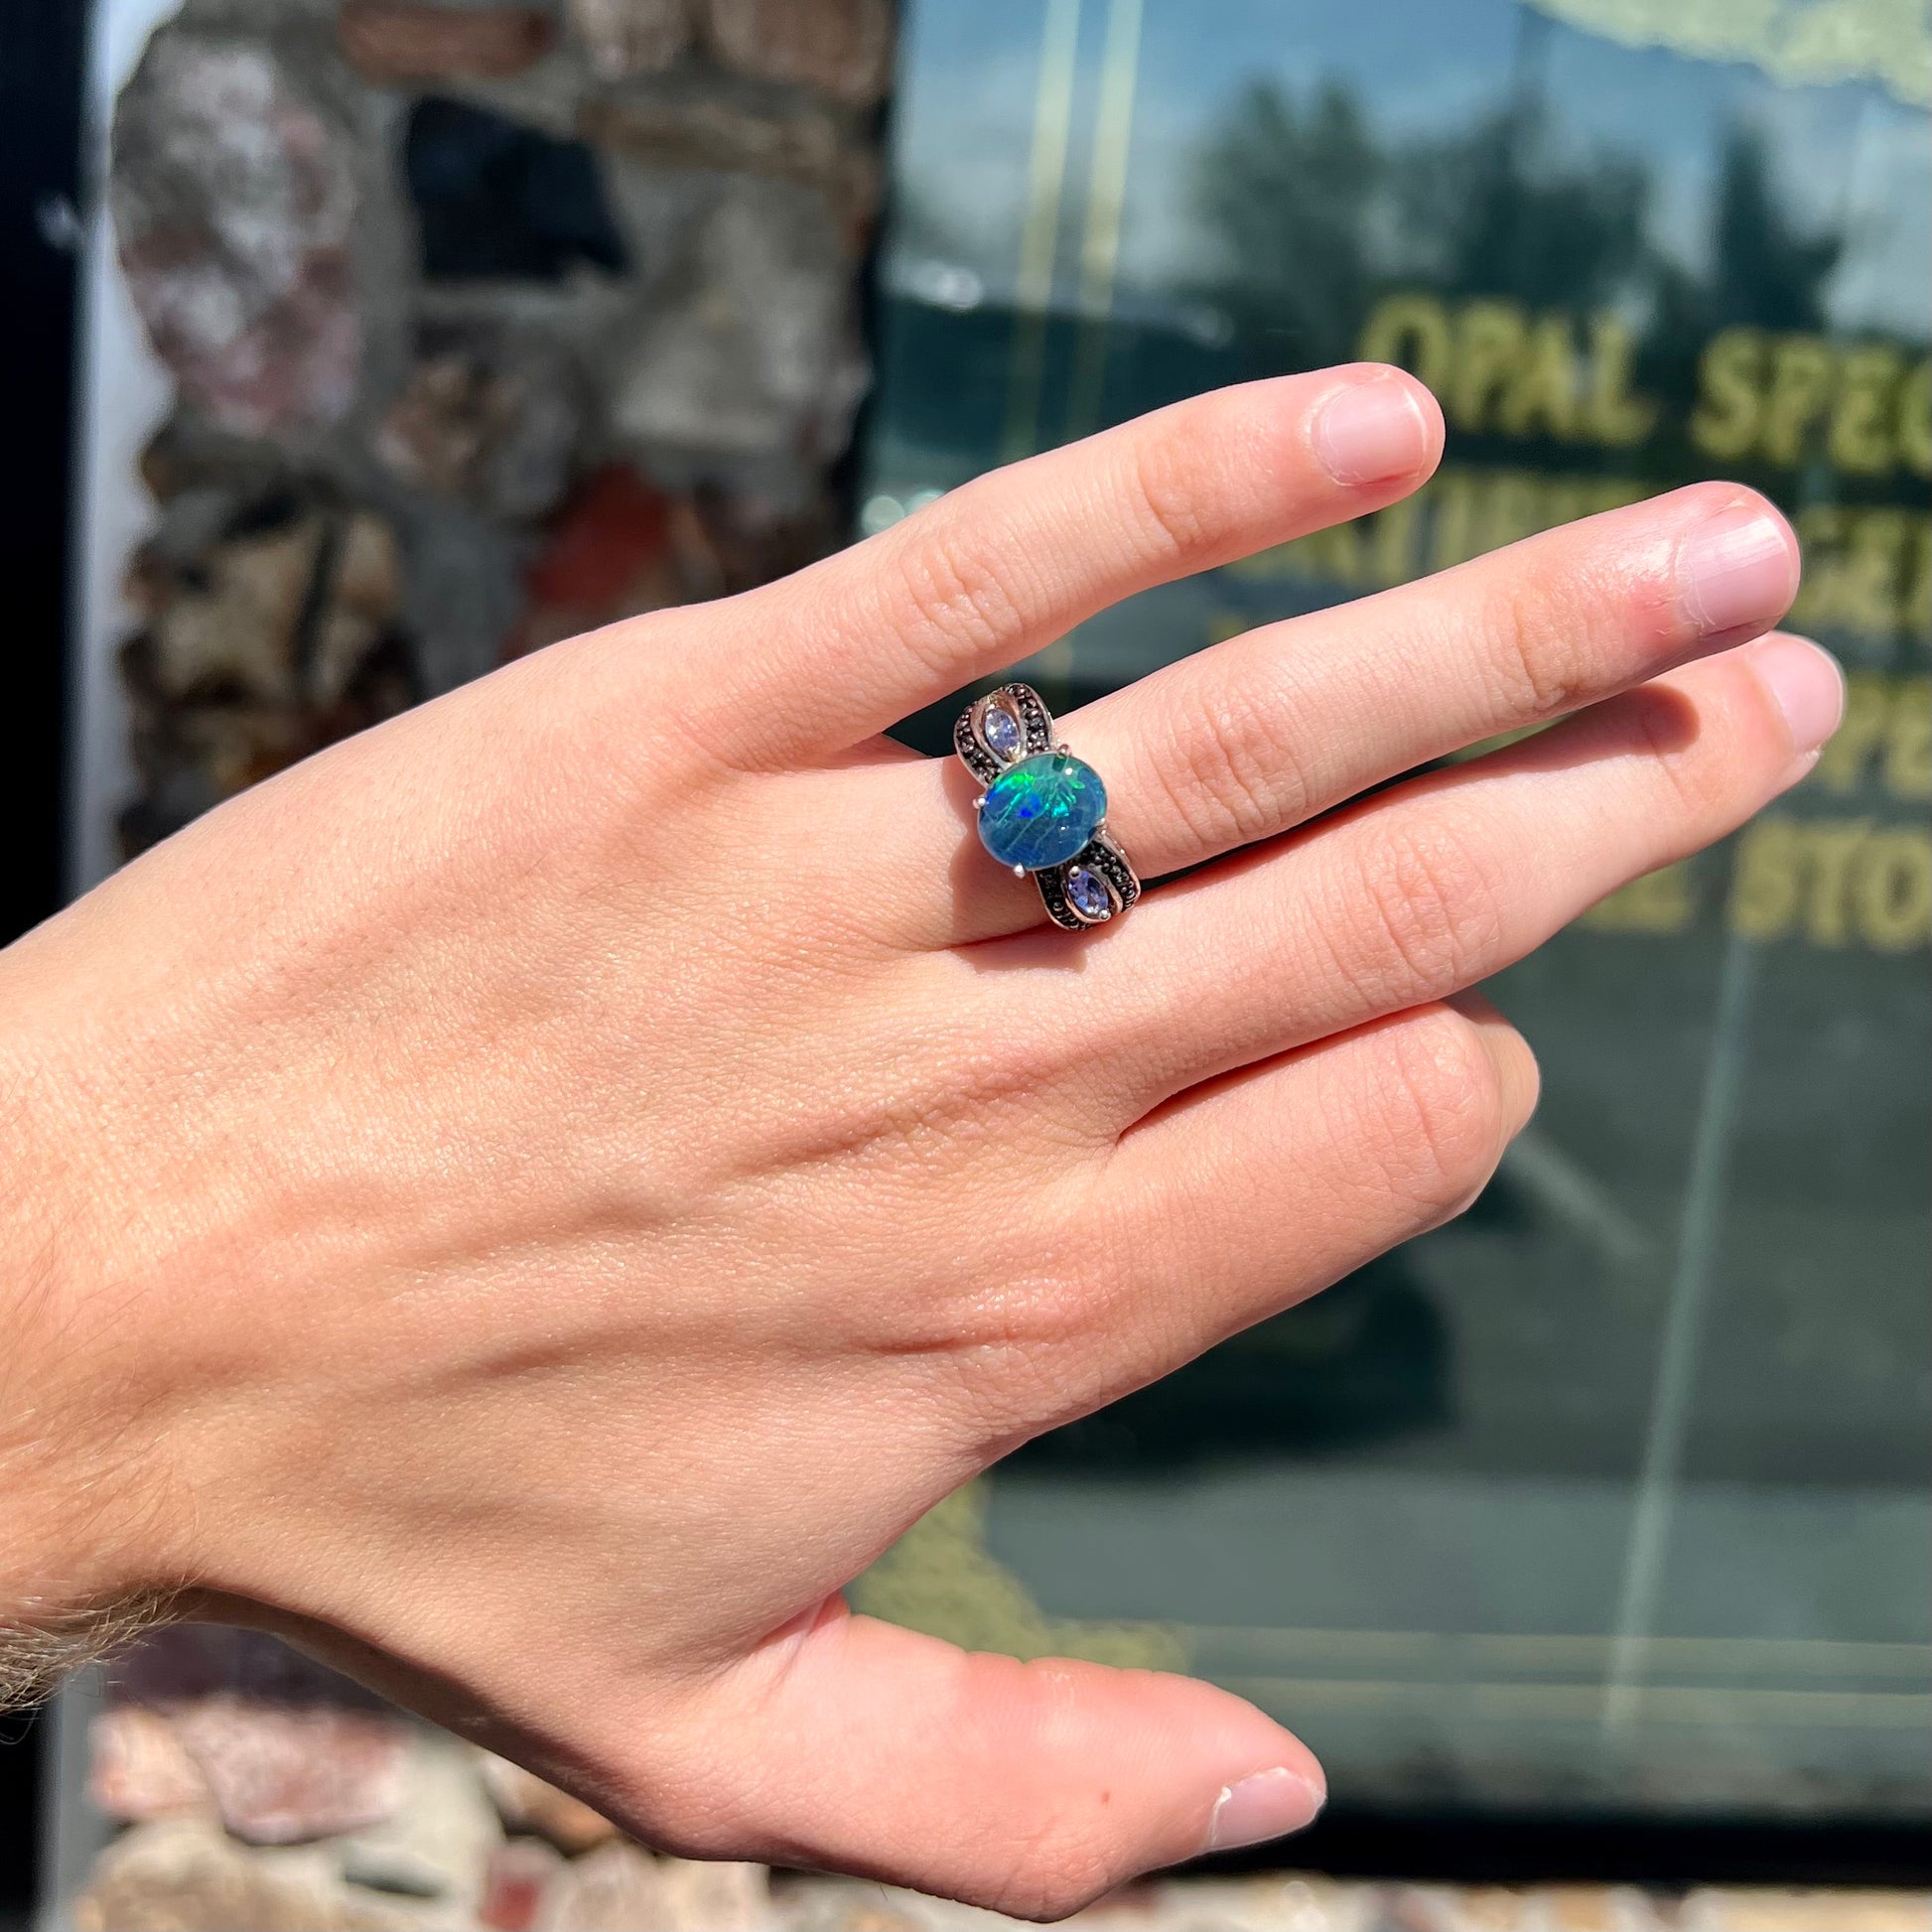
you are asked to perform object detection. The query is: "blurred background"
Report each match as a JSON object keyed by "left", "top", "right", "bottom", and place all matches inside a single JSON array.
[{"left": 0, "top": 0, "right": 1926, "bottom": 1927}]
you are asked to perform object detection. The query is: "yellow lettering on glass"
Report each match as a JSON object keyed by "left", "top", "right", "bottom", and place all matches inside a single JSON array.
[
  {"left": 1814, "top": 675, "right": 1932, "bottom": 799},
  {"left": 1582, "top": 861, "right": 1697, "bottom": 934},
  {"left": 1498, "top": 314, "right": 1580, "bottom": 440},
  {"left": 1898, "top": 358, "right": 1931, "bottom": 477},
  {"left": 1585, "top": 314, "right": 1657, "bottom": 447},
  {"left": 1856, "top": 829, "right": 1932, "bottom": 951},
  {"left": 1690, "top": 329, "right": 1764, "bottom": 463},
  {"left": 1830, "top": 344, "right": 1905, "bottom": 475},
  {"left": 1726, "top": 815, "right": 1932, "bottom": 951},
  {"left": 1885, "top": 677, "right": 1932, "bottom": 799},
  {"left": 1761, "top": 335, "right": 1837, "bottom": 468},
  {"left": 1357, "top": 292, "right": 1455, "bottom": 395},
  {"left": 1791, "top": 507, "right": 1932, "bottom": 645}
]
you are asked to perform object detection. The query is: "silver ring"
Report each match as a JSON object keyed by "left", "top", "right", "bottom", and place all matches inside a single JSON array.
[{"left": 953, "top": 683, "right": 1142, "bottom": 929}]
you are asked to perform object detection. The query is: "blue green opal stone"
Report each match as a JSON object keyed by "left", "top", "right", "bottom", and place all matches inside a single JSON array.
[{"left": 978, "top": 752, "right": 1107, "bottom": 872}]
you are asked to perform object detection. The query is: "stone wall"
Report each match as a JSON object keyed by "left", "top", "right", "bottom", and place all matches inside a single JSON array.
[
  {"left": 107, "top": 0, "right": 885, "bottom": 855},
  {"left": 67, "top": 1626, "right": 1932, "bottom": 1928},
  {"left": 76, "top": 0, "right": 891, "bottom": 1913}
]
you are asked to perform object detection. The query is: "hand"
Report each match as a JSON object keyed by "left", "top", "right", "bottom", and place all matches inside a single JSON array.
[{"left": 0, "top": 365, "right": 1830, "bottom": 1918}]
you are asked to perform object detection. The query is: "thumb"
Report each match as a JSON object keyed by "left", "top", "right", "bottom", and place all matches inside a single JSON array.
[{"left": 633, "top": 1600, "right": 1325, "bottom": 1920}]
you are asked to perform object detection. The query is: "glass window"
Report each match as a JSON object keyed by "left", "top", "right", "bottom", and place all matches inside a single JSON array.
[{"left": 856, "top": 0, "right": 1932, "bottom": 1828}]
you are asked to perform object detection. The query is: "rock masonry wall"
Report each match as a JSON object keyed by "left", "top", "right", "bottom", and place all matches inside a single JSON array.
[
  {"left": 69, "top": 1628, "right": 1932, "bottom": 1929},
  {"left": 107, "top": 0, "right": 885, "bottom": 856}
]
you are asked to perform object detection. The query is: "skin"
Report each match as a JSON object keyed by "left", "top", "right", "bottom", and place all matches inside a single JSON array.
[{"left": 0, "top": 366, "right": 1834, "bottom": 1919}]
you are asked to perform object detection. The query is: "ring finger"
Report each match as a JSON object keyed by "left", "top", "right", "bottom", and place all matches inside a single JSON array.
[
  {"left": 1016, "top": 633, "right": 1841, "bottom": 1129},
  {"left": 868, "top": 480, "right": 1797, "bottom": 950}
]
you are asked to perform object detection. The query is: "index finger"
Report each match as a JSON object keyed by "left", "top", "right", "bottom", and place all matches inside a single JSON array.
[{"left": 688, "top": 366, "right": 1443, "bottom": 765}]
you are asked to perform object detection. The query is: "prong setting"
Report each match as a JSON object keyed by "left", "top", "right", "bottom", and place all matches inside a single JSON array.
[{"left": 953, "top": 682, "right": 1141, "bottom": 929}]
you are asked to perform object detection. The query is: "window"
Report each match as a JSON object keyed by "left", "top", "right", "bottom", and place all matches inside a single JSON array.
[{"left": 855, "top": 0, "right": 1932, "bottom": 1830}]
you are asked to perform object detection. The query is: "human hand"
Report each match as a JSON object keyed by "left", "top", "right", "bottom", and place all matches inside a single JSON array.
[{"left": 0, "top": 365, "right": 1830, "bottom": 1917}]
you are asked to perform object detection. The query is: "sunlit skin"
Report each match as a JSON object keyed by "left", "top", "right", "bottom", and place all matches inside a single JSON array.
[{"left": 0, "top": 366, "right": 1836, "bottom": 1920}]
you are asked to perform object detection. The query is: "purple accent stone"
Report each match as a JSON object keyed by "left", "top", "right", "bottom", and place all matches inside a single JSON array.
[
  {"left": 980, "top": 703, "right": 1022, "bottom": 760},
  {"left": 1064, "top": 865, "right": 1112, "bottom": 920}
]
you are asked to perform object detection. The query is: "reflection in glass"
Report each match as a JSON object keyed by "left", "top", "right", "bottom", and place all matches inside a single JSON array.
[{"left": 859, "top": 0, "right": 1932, "bottom": 1824}]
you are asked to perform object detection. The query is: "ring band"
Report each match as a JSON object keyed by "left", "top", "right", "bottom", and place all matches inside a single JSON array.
[{"left": 953, "top": 683, "right": 1142, "bottom": 929}]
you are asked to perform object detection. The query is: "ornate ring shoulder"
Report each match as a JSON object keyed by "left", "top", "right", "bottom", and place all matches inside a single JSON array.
[{"left": 953, "top": 682, "right": 1142, "bottom": 930}]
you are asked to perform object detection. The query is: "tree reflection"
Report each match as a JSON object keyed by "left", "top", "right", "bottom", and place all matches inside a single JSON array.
[
  {"left": 1396, "top": 101, "right": 1646, "bottom": 311},
  {"left": 1190, "top": 77, "right": 1853, "bottom": 442},
  {"left": 1190, "top": 79, "right": 1382, "bottom": 374}
]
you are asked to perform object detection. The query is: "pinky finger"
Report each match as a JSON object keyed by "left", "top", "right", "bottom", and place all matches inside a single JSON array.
[{"left": 1083, "top": 1000, "right": 1539, "bottom": 1393}]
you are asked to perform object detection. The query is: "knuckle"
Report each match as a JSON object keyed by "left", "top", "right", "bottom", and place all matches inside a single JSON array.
[
  {"left": 944, "top": 1272, "right": 1104, "bottom": 1440},
  {"left": 929, "top": 1184, "right": 1123, "bottom": 1447},
  {"left": 1368, "top": 1008, "right": 1510, "bottom": 1213},
  {"left": 884, "top": 530, "right": 1035, "bottom": 682},
  {"left": 1122, "top": 431, "right": 1214, "bottom": 566},
  {"left": 1629, "top": 680, "right": 1730, "bottom": 822},
  {"left": 985, "top": 1857, "right": 1119, "bottom": 1925},
  {"left": 1151, "top": 691, "right": 1311, "bottom": 849},
  {"left": 1348, "top": 815, "right": 1507, "bottom": 1004},
  {"left": 1477, "top": 573, "right": 1586, "bottom": 721},
  {"left": 978, "top": 1781, "right": 1125, "bottom": 1923}
]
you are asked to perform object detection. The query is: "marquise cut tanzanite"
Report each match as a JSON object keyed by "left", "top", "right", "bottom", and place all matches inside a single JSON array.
[
  {"left": 1064, "top": 865, "right": 1112, "bottom": 920},
  {"left": 978, "top": 752, "right": 1108, "bottom": 872},
  {"left": 980, "top": 704, "right": 1023, "bottom": 760}
]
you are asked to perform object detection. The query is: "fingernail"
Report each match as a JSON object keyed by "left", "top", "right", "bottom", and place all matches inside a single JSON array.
[
  {"left": 1746, "top": 632, "right": 1845, "bottom": 755},
  {"left": 1680, "top": 503, "right": 1798, "bottom": 636},
  {"left": 1313, "top": 378, "right": 1430, "bottom": 485},
  {"left": 1204, "top": 1767, "right": 1324, "bottom": 1854}
]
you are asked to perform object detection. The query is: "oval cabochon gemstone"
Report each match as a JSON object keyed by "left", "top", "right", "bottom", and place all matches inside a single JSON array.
[{"left": 978, "top": 752, "right": 1107, "bottom": 872}]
